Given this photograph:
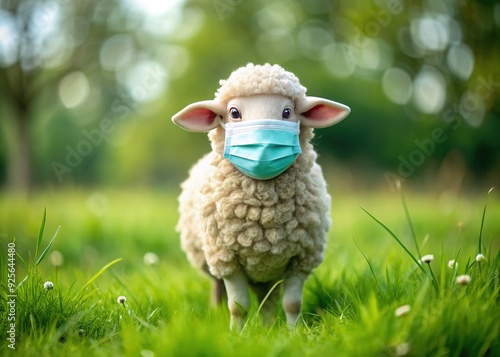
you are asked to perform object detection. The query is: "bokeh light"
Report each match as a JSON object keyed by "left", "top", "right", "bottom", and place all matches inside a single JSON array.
[
  {"left": 447, "top": 43, "right": 474, "bottom": 80},
  {"left": 412, "top": 66, "right": 447, "bottom": 114},
  {"left": 99, "top": 34, "right": 135, "bottom": 71},
  {"left": 0, "top": 0, "right": 498, "bottom": 191},
  {"left": 410, "top": 16, "right": 450, "bottom": 51},
  {"left": 382, "top": 67, "right": 413, "bottom": 105},
  {"left": 58, "top": 71, "right": 90, "bottom": 109},
  {"left": 0, "top": 11, "right": 18, "bottom": 66}
]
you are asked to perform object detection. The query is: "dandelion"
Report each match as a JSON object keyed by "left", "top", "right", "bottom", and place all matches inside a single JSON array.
[
  {"left": 394, "top": 305, "right": 411, "bottom": 318},
  {"left": 49, "top": 250, "right": 64, "bottom": 267},
  {"left": 421, "top": 254, "right": 434, "bottom": 264},
  {"left": 475, "top": 253, "right": 485, "bottom": 262},
  {"left": 43, "top": 281, "right": 54, "bottom": 290},
  {"left": 456, "top": 274, "right": 471, "bottom": 286},
  {"left": 117, "top": 295, "right": 127, "bottom": 305},
  {"left": 395, "top": 180, "right": 402, "bottom": 190},
  {"left": 448, "top": 259, "right": 458, "bottom": 269},
  {"left": 143, "top": 252, "right": 159, "bottom": 266},
  {"left": 420, "top": 254, "right": 439, "bottom": 294},
  {"left": 394, "top": 342, "right": 411, "bottom": 356}
]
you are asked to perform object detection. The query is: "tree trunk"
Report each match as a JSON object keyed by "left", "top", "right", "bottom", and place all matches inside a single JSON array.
[{"left": 7, "top": 113, "right": 32, "bottom": 191}]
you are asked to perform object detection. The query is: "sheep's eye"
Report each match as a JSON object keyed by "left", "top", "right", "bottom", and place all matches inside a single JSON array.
[
  {"left": 229, "top": 107, "right": 241, "bottom": 119},
  {"left": 282, "top": 108, "right": 292, "bottom": 119}
]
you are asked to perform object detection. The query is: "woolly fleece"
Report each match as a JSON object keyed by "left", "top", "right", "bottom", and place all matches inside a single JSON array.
[
  {"left": 177, "top": 64, "right": 331, "bottom": 282},
  {"left": 215, "top": 63, "right": 306, "bottom": 103}
]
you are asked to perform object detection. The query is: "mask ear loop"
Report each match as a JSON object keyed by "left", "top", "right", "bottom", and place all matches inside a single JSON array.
[{"left": 217, "top": 116, "right": 226, "bottom": 129}]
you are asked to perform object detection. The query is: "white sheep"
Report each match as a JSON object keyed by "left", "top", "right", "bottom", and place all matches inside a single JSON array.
[{"left": 172, "top": 63, "right": 350, "bottom": 329}]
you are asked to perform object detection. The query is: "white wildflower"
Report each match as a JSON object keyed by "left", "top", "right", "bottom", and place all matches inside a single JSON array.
[
  {"left": 43, "top": 281, "right": 54, "bottom": 290},
  {"left": 143, "top": 252, "right": 160, "bottom": 266},
  {"left": 49, "top": 250, "right": 64, "bottom": 267},
  {"left": 394, "top": 305, "right": 411, "bottom": 318},
  {"left": 394, "top": 342, "right": 411, "bottom": 356},
  {"left": 117, "top": 295, "right": 127, "bottom": 304},
  {"left": 475, "top": 253, "right": 486, "bottom": 262},
  {"left": 456, "top": 274, "right": 471, "bottom": 286},
  {"left": 421, "top": 254, "right": 434, "bottom": 264},
  {"left": 448, "top": 259, "right": 458, "bottom": 269}
]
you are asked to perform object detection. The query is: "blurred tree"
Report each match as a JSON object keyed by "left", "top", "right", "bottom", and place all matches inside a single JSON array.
[
  {"left": 0, "top": 0, "right": 116, "bottom": 189},
  {"left": 0, "top": 0, "right": 179, "bottom": 189},
  {"left": 163, "top": 0, "right": 500, "bottom": 190},
  {"left": 0, "top": 0, "right": 498, "bottom": 190}
]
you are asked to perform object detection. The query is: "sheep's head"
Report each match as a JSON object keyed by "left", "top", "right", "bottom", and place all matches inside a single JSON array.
[
  {"left": 172, "top": 63, "right": 350, "bottom": 131},
  {"left": 172, "top": 63, "right": 351, "bottom": 179}
]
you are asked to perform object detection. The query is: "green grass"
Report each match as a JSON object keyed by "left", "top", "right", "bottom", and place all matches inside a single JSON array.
[{"left": 0, "top": 186, "right": 499, "bottom": 356}]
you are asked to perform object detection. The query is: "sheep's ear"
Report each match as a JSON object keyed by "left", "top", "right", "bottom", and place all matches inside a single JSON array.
[
  {"left": 297, "top": 96, "right": 350, "bottom": 128},
  {"left": 172, "top": 100, "right": 225, "bottom": 132}
]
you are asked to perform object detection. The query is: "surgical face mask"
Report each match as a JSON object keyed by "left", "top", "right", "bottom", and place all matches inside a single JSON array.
[{"left": 218, "top": 118, "right": 302, "bottom": 180}]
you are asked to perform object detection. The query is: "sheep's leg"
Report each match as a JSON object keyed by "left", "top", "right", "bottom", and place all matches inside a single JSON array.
[
  {"left": 203, "top": 264, "right": 227, "bottom": 306},
  {"left": 223, "top": 270, "right": 250, "bottom": 330},
  {"left": 211, "top": 278, "right": 226, "bottom": 306},
  {"left": 282, "top": 272, "right": 307, "bottom": 328}
]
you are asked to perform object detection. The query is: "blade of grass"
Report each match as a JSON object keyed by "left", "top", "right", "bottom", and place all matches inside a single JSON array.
[
  {"left": 35, "top": 225, "right": 60, "bottom": 267},
  {"left": 110, "top": 270, "right": 139, "bottom": 305},
  {"left": 16, "top": 239, "right": 28, "bottom": 268},
  {"left": 256, "top": 280, "right": 283, "bottom": 316},
  {"left": 361, "top": 207, "right": 439, "bottom": 294},
  {"left": 478, "top": 188, "right": 494, "bottom": 254},
  {"left": 147, "top": 307, "right": 160, "bottom": 322},
  {"left": 361, "top": 207, "right": 426, "bottom": 275},
  {"left": 79, "top": 258, "right": 123, "bottom": 293},
  {"left": 353, "top": 238, "right": 381, "bottom": 292},
  {"left": 256, "top": 280, "right": 282, "bottom": 325},
  {"left": 241, "top": 280, "right": 283, "bottom": 332},
  {"left": 426, "top": 263, "right": 439, "bottom": 295},
  {"left": 465, "top": 257, "right": 473, "bottom": 274},
  {"left": 489, "top": 250, "right": 500, "bottom": 283},
  {"left": 35, "top": 208, "right": 47, "bottom": 259},
  {"left": 17, "top": 274, "right": 29, "bottom": 288},
  {"left": 397, "top": 183, "right": 422, "bottom": 259},
  {"left": 361, "top": 207, "right": 439, "bottom": 295},
  {"left": 449, "top": 248, "right": 461, "bottom": 287}
]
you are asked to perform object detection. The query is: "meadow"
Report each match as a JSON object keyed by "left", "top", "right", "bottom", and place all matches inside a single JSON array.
[{"left": 0, "top": 185, "right": 499, "bottom": 356}]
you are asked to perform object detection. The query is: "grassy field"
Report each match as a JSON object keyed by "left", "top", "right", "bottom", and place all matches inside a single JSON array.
[{"left": 0, "top": 186, "right": 499, "bottom": 356}]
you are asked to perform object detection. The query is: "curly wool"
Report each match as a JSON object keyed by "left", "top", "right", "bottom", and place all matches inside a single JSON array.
[
  {"left": 215, "top": 63, "right": 307, "bottom": 103},
  {"left": 177, "top": 126, "right": 331, "bottom": 282}
]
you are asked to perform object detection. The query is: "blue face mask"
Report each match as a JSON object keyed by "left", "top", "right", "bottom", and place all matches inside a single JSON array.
[{"left": 219, "top": 119, "right": 302, "bottom": 180}]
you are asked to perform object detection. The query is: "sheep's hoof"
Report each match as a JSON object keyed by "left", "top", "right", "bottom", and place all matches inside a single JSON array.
[{"left": 229, "top": 302, "right": 247, "bottom": 331}]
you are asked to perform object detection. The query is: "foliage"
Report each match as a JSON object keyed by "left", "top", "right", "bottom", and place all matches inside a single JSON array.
[
  {"left": 0, "top": 0, "right": 499, "bottom": 190},
  {"left": 0, "top": 187, "right": 499, "bottom": 356}
]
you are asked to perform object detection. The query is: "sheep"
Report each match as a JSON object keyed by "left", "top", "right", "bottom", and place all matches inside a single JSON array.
[{"left": 172, "top": 63, "right": 350, "bottom": 329}]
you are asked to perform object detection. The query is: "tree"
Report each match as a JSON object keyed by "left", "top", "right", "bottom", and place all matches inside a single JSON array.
[{"left": 0, "top": 0, "right": 175, "bottom": 189}]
